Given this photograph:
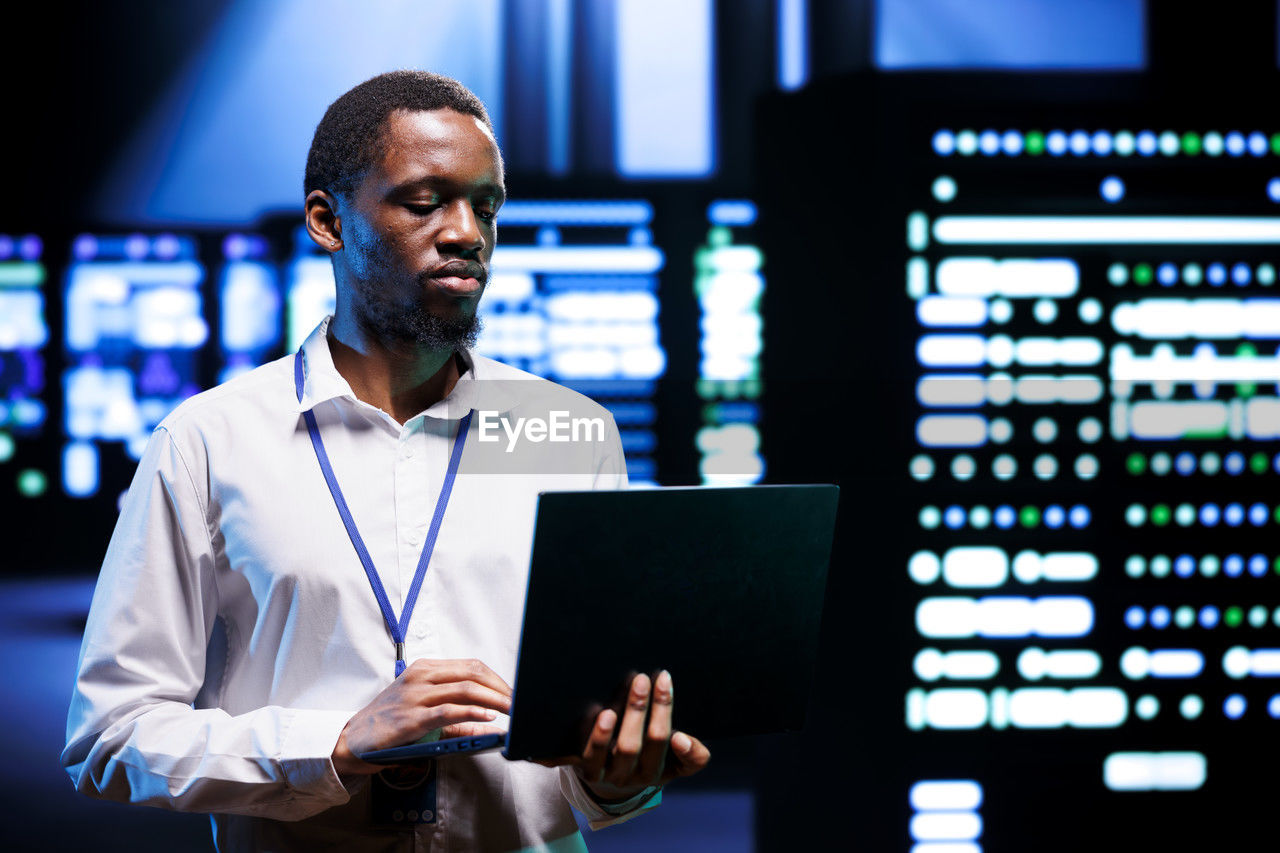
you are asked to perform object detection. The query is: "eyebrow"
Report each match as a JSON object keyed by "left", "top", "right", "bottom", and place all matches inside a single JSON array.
[{"left": 388, "top": 175, "right": 506, "bottom": 204}]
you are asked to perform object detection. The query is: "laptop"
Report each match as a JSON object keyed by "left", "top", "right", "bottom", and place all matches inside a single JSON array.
[{"left": 357, "top": 484, "right": 839, "bottom": 764}]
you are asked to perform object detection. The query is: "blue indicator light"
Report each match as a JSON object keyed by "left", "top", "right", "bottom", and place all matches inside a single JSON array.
[
  {"left": 1199, "top": 504, "right": 1220, "bottom": 526},
  {"left": 1224, "top": 503, "right": 1244, "bottom": 527},
  {"left": 627, "top": 457, "right": 657, "bottom": 481},
  {"left": 1269, "top": 178, "right": 1280, "bottom": 203},
  {"left": 1225, "top": 555, "right": 1244, "bottom": 577},
  {"left": 1043, "top": 505, "right": 1065, "bottom": 528},
  {"left": 1225, "top": 452, "right": 1245, "bottom": 474},
  {"left": 1225, "top": 694, "right": 1246, "bottom": 718},
  {"left": 1175, "top": 555, "right": 1195, "bottom": 578},
  {"left": 1199, "top": 606, "right": 1220, "bottom": 628},
  {"left": 1248, "top": 131, "right": 1268, "bottom": 157},
  {"left": 1150, "top": 606, "right": 1171, "bottom": 629},
  {"left": 994, "top": 505, "right": 1016, "bottom": 529},
  {"left": 1269, "top": 695, "right": 1280, "bottom": 719},
  {"left": 1226, "top": 132, "right": 1246, "bottom": 156},
  {"left": 1069, "top": 130, "right": 1090, "bottom": 155},
  {"left": 73, "top": 234, "right": 98, "bottom": 260},
  {"left": 1207, "top": 263, "right": 1227, "bottom": 286},
  {"left": 1068, "top": 505, "right": 1090, "bottom": 528},
  {"left": 1124, "top": 606, "right": 1145, "bottom": 629},
  {"left": 1001, "top": 130, "right": 1023, "bottom": 155},
  {"left": 1100, "top": 176, "right": 1125, "bottom": 203},
  {"left": 944, "top": 505, "right": 967, "bottom": 529},
  {"left": 1157, "top": 263, "right": 1177, "bottom": 285},
  {"left": 498, "top": 200, "right": 655, "bottom": 225},
  {"left": 1249, "top": 554, "right": 1268, "bottom": 577},
  {"left": 1175, "top": 452, "right": 1195, "bottom": 475},
  {"left": 933, "top": 130, "right": 956, "bottom": 156},
  {"left": 1136, "top": 131, "right": 1157, "bottom": 156},
  {"left": 707, "top": 200, "right": 758, "bottom": 226},
  {"left": 1232, "top": 263, "right": 1251, "bottom": 285},
  {"left": 1047, "top": 131, "right": 1068, "bottom": 156},
  {"left": 1250, "top": 503, "right": 1269, "bottom": 526},
  {"left": 1091, "top": 130, "right": 1113, "bottom": 155},
  {"left": 979, "top": 130, "right": 1000, "bottom": 155}
]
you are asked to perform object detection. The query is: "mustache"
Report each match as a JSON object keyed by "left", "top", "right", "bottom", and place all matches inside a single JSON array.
[{"left": 421, "top": 260, "right": 488, "bottom": 285}]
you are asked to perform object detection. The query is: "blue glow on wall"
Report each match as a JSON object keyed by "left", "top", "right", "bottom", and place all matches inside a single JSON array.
[
  {"left": 876, "top": 0, "right": 1145, "bottom": 69},
  {"left": 96, "top": 0, "right": 504, "bottom": 225},
  {"left": 614, "top": 0, "right": 715, "bottom": 177}
]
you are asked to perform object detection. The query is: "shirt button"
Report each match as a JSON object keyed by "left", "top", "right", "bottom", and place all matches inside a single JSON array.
[{"left": 406, "top": 530, "right": 421, "bottom": 546}]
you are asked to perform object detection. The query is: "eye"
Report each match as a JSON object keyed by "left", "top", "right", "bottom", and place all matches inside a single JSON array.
[
  {"left": 475, "top": 206, "right": 498, "bottom": 223},
  {"left": 404, "top": 202, "right": 438, "bottom": 215}
]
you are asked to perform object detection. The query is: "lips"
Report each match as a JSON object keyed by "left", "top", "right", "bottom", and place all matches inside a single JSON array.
[{"left": 423, "top": 262, "right": 487, "bottom": 296}]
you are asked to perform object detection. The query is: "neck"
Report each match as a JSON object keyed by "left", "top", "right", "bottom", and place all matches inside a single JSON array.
[{"left": 327, "top": 314, "right": 462, "bottom": 425}]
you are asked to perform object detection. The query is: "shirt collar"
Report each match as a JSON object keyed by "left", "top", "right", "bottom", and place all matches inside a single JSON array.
[{"left": 294, "top": 316, "right": 519, "bottom": 420}]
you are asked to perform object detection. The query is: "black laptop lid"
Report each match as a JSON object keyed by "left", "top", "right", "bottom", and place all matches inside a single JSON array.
[{"left": 504, "top": 484, "right": 839, "bottom": 761}]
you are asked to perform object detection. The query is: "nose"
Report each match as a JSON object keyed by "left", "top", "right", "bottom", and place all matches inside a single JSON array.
[{"left": 437, "top": 199, "right": 485, "bottom": 256}]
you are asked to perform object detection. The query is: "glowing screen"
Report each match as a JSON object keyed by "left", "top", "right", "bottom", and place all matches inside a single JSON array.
[
  {"left": 898, "top": 87, "right": 1280, "bottom": 850},
  {"left": 0, "top": 235, "right": 48, "bottom": 498},
  {"left": 63, "top": 234, "right": 207, "bottom": 498}
]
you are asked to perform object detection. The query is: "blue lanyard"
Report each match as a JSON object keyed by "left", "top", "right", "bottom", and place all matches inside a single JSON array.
[{"left": 294, "top": 349, "right": 473, "bottom": 677}]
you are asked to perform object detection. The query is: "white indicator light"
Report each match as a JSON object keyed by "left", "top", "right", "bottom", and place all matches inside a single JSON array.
[
  {"left": 923, "top": 689, "right": 988, "bottom": 729},
  {"left": 909, "top": 780, "right": 983, "bottom": 811},
  {"left": 910, "top": 812, "right": 983, "bottom": 842},
  {"left": 942, "top": 546, "right": 1008, "bottom": 588},
  {"left": 1104, "top": 752, "right": 1207, "bottom": 791}
]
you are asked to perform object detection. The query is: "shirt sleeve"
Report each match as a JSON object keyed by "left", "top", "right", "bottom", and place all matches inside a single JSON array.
[
  {"left": 591, "top": 411, "right": 629, "bottom": 491},
  {"left": 61, "top": 426, "right": 356, "bottom": 820},
  {"left": 557, "top": 770, "right": 662, "bottom": 830}
]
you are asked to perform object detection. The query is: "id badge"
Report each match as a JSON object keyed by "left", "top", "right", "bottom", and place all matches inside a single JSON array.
[{"left": 370, "top": 761, "right": 438, "bottom": 827}]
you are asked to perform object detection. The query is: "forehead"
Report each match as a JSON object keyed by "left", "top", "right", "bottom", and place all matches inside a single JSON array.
[{"left": 371, "top": 108, "right": 504, "bottom": 190}]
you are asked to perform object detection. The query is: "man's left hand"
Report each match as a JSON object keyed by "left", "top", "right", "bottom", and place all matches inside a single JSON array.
[{"left": 542, "top": 670, "right": 710, "bottom": 803}]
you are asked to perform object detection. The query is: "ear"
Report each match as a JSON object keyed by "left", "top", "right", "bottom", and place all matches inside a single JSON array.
[{"left": 305, "top": 189, "right": 343, "bottom": 253}]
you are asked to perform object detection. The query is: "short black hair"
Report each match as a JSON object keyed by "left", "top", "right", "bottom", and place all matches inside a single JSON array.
[{"left": 304, "top": 70, "right": 495, "bottom": 199}]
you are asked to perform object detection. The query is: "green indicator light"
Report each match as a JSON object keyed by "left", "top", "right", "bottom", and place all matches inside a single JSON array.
[
  {"left": 1251, "top": 452, "right": 1269, "bottom": 474},
  {"left": 1125, "top": 453, "right": 1146, "bottom": 475},
  {"left": 1019, "top": 505, "right": 1041, "bottom": 528},
  {"left": 1273, "top": 505, "right": 1280, "bottom": 524},
  {"left": 16, "top": 468, "right": 45, "bottom": 498},
  {"left": 1274, "top": 556, "right": 1280, "bottom": 575},
  {"left": 1150, "top": 504, "right": 1171, "bottom": 526},
  {"left": 1224, "top": 606, "right": 1243, "bottom": 627},
  {"left": 1134, "top": 263, "right": 1154, "bottom": 285},
  {"left": 0, "top": 263, "right": 46, "bottom": 288},
  {"left": 1181, "top": 132, "right": 1201, "bottom": 155},
  {"left": 1025, "top": 131, "right": 1045, "bottom": 155},
  {"left": 1186, "top": 424, "right": 1228, "bottom": 440},
  {"left": 1272, "top": 133, "right": 1280, "bottom": 155}
]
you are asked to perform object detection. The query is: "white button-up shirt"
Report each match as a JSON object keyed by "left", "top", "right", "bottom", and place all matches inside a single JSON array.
[{"left": 63, "top": 317, "right": 652, "bottom": 852}]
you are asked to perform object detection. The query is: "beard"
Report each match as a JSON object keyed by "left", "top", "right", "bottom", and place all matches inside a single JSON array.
[{"left": 353, "top": 276, "right": 484, "bottom": 352}]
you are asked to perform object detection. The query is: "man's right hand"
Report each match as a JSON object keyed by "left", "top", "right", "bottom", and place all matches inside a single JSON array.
[{"left": 332, "top": 658, "right": 512, "bottom": 776}]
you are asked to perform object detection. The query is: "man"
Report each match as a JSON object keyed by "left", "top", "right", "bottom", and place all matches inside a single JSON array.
[{"left": 63, "top": 70, "right": 709, "bottom": 851}]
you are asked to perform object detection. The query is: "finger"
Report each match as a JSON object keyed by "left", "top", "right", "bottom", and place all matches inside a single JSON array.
[
  {"left": 579, "top": 708, "right": 616, "bottom": 783},
  {"left": 404, "top": 658, "right": 514, "bottom": 696},
  {"left": 419, "top": 703, "right": 502, "bottom": 736},
  {"left": 636, "top": 670, "right": 673, "bottom": 784},
  {"left": 605, "top": 673, "right": 651, "bottom": 786},
  {"left": 660, "top": 731, "right": 711, "bottom": 785},
  {"left": 418, "top": 681, "right": 512, "bottom": 715},
  {"left": 438, "top": 721, "right": 507, "bottom": 739}
]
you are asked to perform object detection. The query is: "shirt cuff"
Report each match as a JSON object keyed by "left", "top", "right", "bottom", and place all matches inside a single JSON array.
[
  {"left": 279, "top": 708, "right": 362, "bottom": 807},
  {"left": 557, "top": 767, "right": 662, "bottom": 830}
]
